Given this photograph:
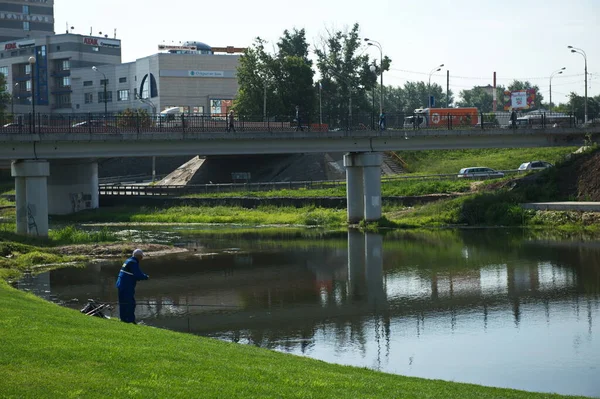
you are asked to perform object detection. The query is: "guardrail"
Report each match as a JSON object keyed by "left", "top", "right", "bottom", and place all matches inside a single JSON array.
[
  {"left": 98, "top": 174, "right": 168, "bottom": 184},
  {"left": 2, "top": 112, "right": 597, "bottom": 135},
  {"left": 99, "top": 170, "right": 521, "bottom": 196}
]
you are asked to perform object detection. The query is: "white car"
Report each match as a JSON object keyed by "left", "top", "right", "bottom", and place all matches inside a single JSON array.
[
  {"left": 518, "top": 161, "right": 553, "bottom": 172},
  {"left": 457, "top": 167, "right": 504, "bottom": 179}
]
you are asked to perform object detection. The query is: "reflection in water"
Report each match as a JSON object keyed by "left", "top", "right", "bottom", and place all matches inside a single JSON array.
[{"left": 16, "top": 229, "right": 600, "bottom": 397}]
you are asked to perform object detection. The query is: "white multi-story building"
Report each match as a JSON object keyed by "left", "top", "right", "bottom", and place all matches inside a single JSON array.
[{"left": 0, "top": 34, "right": 242, "bottom": 115}]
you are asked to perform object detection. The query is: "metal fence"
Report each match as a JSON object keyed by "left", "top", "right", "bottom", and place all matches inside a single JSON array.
[
  {"left": 1, "top": 112, "right": 596, "bottom": 135},
  {"left": 99, "top": 170, "right": 521, "bottom": 196}
]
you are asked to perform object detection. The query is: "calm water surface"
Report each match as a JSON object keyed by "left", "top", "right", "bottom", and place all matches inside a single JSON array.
[{"left": 17, "top": 229, "right": 600, "bottom": 397}]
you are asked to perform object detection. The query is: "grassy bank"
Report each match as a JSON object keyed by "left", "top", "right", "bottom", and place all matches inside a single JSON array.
[
  {"left": 183, "top": 179, "right": 472, "bottom": 199},
  {"left": 0, "top": 282, "right": 588, "bottom": 399},
  {"left": 397, "top": 147, "right": 577, "bottom": 174}
]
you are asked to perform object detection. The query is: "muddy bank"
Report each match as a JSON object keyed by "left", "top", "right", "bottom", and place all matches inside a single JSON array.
[{"left": 53, "top": 242, "right": 188, "bottom": 258}]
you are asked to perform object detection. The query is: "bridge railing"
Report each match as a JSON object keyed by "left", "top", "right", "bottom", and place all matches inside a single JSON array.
[
  {"left": 0, "top": 112, "right": 596, "bottom": 135},
  {"left": 99, "top": 170, "right": 521, "bottom": 196}
]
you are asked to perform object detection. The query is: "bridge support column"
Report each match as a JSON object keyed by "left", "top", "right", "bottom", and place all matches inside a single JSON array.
[
  {"left": 11, "top": 160, "right": 50, "bottom": 236},
  {"left": 347, "top": 229, "right": 366, "bottom": 299},
  {"left": 47, "top": 160, "right": 99, "bottom": 215},
  {"left": 344, "top": 152, "right": 383, "bottom": 223}
]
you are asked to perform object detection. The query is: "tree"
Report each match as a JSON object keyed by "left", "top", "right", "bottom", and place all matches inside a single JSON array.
[
  {"left": 560, "top": 93, "right": 600, "bottom": 122},
  {"left": 234, "top": 29, "right": 315, "bottom": 120},
  {"left": 457, "top": 85, "right": 505, "bottom": 113},
  {"left": 0, "top": 73, "right": 11, "bottom": 115},
  {"left": 116, "top": 108, "right": 151, "bottom": 128},
  {"left": 314, "top": 23, "right": 391, "bottom": 126}
]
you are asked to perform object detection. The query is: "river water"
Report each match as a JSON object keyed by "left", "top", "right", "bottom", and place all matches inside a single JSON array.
[{"left": 16, "top": 228, "right": 600, "bottom": 397}]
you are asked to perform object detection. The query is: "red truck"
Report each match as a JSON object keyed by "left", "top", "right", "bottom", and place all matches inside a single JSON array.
[{"left": 404, "top": 107, "right": 479, "bottom": 128}]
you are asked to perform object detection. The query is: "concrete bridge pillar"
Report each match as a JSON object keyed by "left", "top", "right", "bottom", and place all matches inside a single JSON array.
[
  {"left": 365, "top": 232, "right": 385, "bottom": 308},
  {"left": 344, "top": 152, "right": 383, "bottom": 223},
  {"left": 11, "top": 160, "right": 50, "bottom": 236},
  {"left": 47, "top": 159, "right": 99, "bottom": 215},
  {"left": 347, "top": 229, "right": 367, "bottom": 299}
]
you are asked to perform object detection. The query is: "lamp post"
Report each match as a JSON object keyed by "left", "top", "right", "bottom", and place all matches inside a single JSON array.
[
  {"left": 369, "top": 62, "right": 377, "bottom": 130},
  {"left": 92, "top": 66, "right": 108, "bottom": 117},
  {"left": 11, "top": 82, "right": 18, "bottom": 115},
  {"left": 568, "top": 46, "right": 587, "bottom": 124},
  {"left": 549, "top": 67, "right": 565, "bottom": 111},
  {"left": 364, "top": 38, "right": 383, "bottom": 114},
  {"left": 136, "top": 94, "right": 158, "bottom": 181},
  {"left": 28, "top": 56, "right": 36, "bottom": 133},
  {"left": 427, "top": 64, "right": 444, "bottom": 108}
]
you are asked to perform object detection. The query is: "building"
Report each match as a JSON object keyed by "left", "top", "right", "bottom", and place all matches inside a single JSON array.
[
  {"left": 0, "top": 32, "right": 121, "bottom": 113},
  {"left": 1, "top": 35, "right": 242, "bottom": 115},
  {"left": 0, "top": 0, "right": 54, "bottom": 42},
  {"left": 70, "top": 41, "right": 242, "bottom": 116}
]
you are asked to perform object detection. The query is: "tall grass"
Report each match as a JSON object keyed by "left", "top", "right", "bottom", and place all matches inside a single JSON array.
[{"left": 48, "top": 226, "right": 118, "bottom": 244}]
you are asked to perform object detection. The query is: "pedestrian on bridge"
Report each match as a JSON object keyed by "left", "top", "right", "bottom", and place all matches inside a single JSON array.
[
  {"left": 379, "top": 109, "right": 386, "bottom": 131},
  {"left": 116, "top": 249, "right": 149, "bottom": 324},
  {"left": 227, "top": 110, "right": 236, "bottom": 132},
  {"left": 510, "top": 110, "right": 517, "bottom": 129}
]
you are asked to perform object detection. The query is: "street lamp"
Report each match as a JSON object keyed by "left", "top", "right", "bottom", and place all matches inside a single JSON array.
[
  {"left": 92, "top": 66, "right": 108, "bottom": 117},
  {"left": 369, "top": 62, "right": 377, "bottom": 129},
  {"left": 364, "top": 38, "right": 383, "bottom": 114},
  {"left": 28, "top": 56, "right": 35, "bottom": 133},
  {"left": 11, "top": 82, "right": 18, "bottom": 115},
  {"left": 549, "top": 67, "right": 565, "bottom": 111},
  {"left": 568, "top": 46, "right": 587, "bottom": 124},
  {"left": 135, "top": 93, "right": 158, "bottom": 181},
  {"left": 428, "top": 64, "right": 444, "bottom": 108}
]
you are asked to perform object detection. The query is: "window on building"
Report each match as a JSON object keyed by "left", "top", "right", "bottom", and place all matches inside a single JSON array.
[
  {"left": 119, "top": 77, "right": 127, "bottom": 83},
  {"left": 61, "top": 77, "right": 71, "bottom": 87},
  {"left": 98, "top": 91, "right": 113, "bottom": 103},
  {"left": 100, "top": 79, "right": 109, "bottom": 85},
  {"left": 61, "top": 60, "right": 70, "bottom": 71},
  {"left": 0, "top": 66, "right": 7, "bottom": 78},
  {"left": 56, "top": 46, "right": 60, "bottom": 51},
  {"left": 83, "top": 80, "right": 93, "bottom": 87},
  {"left": 25, "top": 64, "right": 31, "bottom": 74},
  {"left": 193, "top": 106, "right": 205, "bottom": 114},
  {"left": 23, "top": 22, "right": 30, "bottom": 31},
  {"left": 117, "top": 89, "right": 129, "bottom": 101},
  {"left": 92, "top": 47, "right": 99, "bottom": 52},
  {"left": 23, "top": 5, "right": 29, "bottom": 14},
  {"left": 56, "top": 94, "right": 71, "bottom": 107},
  {"left": 84, "top": 93, "right": 93, "bottom": 104},
  {"left": 26, "top": 80, "right": 31, "bottom": 92},
  {"left": 10, "top": 52, "right": 17, "bottom": 57}
]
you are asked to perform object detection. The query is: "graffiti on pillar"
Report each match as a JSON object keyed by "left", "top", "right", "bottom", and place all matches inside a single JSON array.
[
  {"left": 27, "top": 204, "right": 39, "bottom": 236},
  {"left": 70, "top": 192, "right": 93, "bottom": 213}
]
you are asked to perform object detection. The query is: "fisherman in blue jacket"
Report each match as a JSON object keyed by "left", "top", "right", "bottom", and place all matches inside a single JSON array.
[{"left": 116, "top": 248, "right": 149, "bottom": 323}]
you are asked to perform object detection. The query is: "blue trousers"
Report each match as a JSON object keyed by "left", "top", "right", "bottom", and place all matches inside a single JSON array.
[{"left": 118, "top": 289, "right": 136, "bottom": 323}]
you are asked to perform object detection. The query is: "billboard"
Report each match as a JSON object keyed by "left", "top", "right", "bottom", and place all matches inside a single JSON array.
[{"left": 503, "top": 89, "right": 536, "bottom": 111}]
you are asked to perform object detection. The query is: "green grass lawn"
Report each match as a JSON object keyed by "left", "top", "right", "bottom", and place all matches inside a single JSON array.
[
  {"left": 397, "top": 148, "right": 577, "bottom": 174},
  {"left": 0, "top": 281, "right": 589, "bottom": 399}
]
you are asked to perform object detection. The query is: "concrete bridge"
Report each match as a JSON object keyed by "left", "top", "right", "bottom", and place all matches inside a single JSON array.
[{"left": 1, "top": 124, "right": 599, "bottom": 236}]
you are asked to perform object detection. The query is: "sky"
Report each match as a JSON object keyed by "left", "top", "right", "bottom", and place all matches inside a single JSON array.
[{"left": 54, "top": 0, "right": 600, "bottom": 105}]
